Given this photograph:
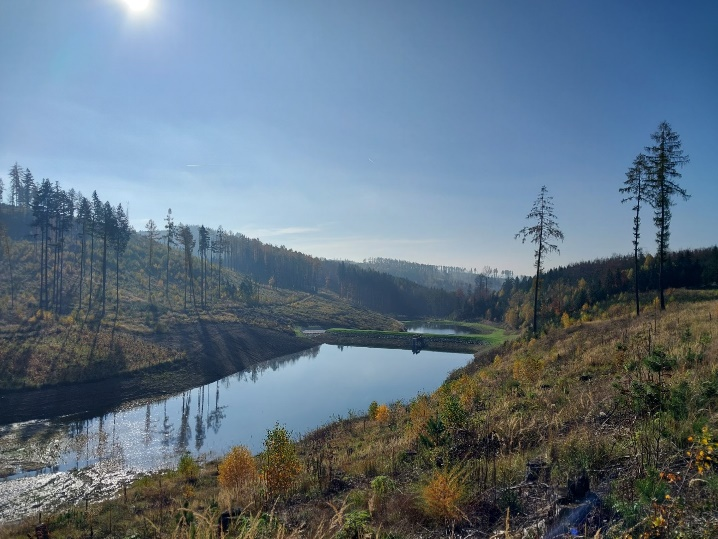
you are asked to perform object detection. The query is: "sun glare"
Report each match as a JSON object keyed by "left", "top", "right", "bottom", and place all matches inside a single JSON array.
[{"left": 123, "top": 0, "right": 150, "bottom": 13}]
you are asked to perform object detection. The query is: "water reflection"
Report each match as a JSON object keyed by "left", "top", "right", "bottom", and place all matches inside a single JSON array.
[{"left": 2, "top": 345, "right": 469, "bottom": 481}]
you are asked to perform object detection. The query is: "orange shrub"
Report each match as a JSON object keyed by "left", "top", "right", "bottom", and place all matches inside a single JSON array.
[
  {"left": 420, "top": 467, "right": 467, "bottom": 523},
  {"left": 219, "top": 445, "right": 258, "bottom": 502}
]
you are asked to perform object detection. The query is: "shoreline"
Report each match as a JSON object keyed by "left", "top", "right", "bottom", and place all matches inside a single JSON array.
[{"left": 0, "top": 321, "right": 315, "bottom": 425}]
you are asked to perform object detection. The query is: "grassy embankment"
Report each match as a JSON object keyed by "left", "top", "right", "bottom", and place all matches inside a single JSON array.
[
  {"left": 0, "top": 288, "right": 400, "bottom": 391},
  {"left": 4, "top": 289, "right": 717, "bottom": 538},
  {"left": 310, "top": 321, "right": 512, "bottom": 353}
]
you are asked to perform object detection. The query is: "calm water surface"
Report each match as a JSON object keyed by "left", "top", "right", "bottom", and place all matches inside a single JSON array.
[
  {"left": 3, "top": 344, "right": 470, "bottom": 478},
  {"left": 405, "top": 322, "right": 474, "bottom": 335}
]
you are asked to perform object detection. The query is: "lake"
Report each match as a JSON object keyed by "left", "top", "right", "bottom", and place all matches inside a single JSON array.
[
  {"left": 0, "top": 344, "right": 470, "bottom": 521},
  {"left": 405, "top": 322, "right": 475, "bottom": 335}
]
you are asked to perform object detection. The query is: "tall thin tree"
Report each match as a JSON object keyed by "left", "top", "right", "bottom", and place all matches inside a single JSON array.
[
  {"left": 8, "top": 163, "right": 23, "bottom": 207},
  {"left": 620, "top": 153, "right": 650, "bottom": 317},
  {"left": 146, "top": 219, "right": 159, "bottom": 303},
  {"left": 515, "top": 185, "right": 564, "bottom": 336},
  {"left": 164, "top": 208, "right": 176, "bottom": 302},
  {"left": 198, "top": 225, "right": 210, "bottom": 309},
  {"left": 113, "top": 203, "right": 131, "bottom": 315},
  {"left": 77, "top": 196, "right": 92, "bottom": 313},
  {"left": 89, "top": 191, "right": 103, "bottom": 312},
  {"left": 645, "top": 121, "right": 690, "bottom": 310}
]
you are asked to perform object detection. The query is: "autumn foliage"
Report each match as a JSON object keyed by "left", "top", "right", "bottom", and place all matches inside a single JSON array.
[
  {"left": 262, "top": 424, "right": 301, "bottom": 499},
  {"left": 218, "top": 445, "right": 258, "bottom": 503},
  {"left": 420, "top": 467, "right": 467, "bottom": 523}
]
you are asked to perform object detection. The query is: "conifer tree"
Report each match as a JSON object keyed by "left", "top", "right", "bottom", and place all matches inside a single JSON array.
[
  {"left": 198, "top": 225, "right": 210, "bottom": 308},
  {"left": 113, "top": 203, "right": 131, "bottom": 314},
  {"left": 620, "top": 153, "right": 650, "bottom": 317},
  {"left": 145, "top": 219, "right": 159, "bottom": 303},
  {"left": 515, "top": 185, "right": 564, "bottom": 335},
  {"left": 645, "top": 121, "right": 689, "bottom": 310},
  {"left": 8, "top": 163, "right": 23, "bottom": 207},
  {"left": 164, "top": 208, "right": 176, "bottom": 302},
  {"left": 77, "top": 196, "right": 92, "bottom": 313},
  {"left": 89, "top": 191, "right": 103, "bottom": 312},
  {"left": 21, "top": 169, "right": 35, "bottom": 209}
]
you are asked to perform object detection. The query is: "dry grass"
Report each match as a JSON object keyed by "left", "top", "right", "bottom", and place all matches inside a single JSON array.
[{"left": 3, "top": 290, "right": 718, "bottom": 538}]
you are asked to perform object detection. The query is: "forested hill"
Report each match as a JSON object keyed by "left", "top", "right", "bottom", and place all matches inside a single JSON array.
[
  {"left": 0, "top": 185, "right": 456, "bottom": 319},
  {"left": 356, "top": 257, "right": 507, "bottom": 292},
  {"left": 182, "top": 229, "right": 456, "bottom": 318}
]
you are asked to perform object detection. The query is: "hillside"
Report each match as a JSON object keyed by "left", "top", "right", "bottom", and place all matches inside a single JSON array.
[
  {"left": 3, "top": 289, "right": 716, "bottom": 538},
  {"left": 0, "top": 199, "right": 408, "bottom": 411}
]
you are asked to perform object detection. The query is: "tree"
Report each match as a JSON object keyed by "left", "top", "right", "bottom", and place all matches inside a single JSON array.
[
  {"left": 89, "top": 191, "right": 103, "bottom": 312},
  {"left": 515, "top": 185, "right": 564, "bottom": 335},
  {"left": 0, "top": 176, "right": 4, "bottom": 205},
  {"left": 145, "top": 219, "right": 159, "bottom": 303},
  {"left": 198, "top": 225, "right": 210, "bottom": 308},
  {"left": 100, "top": 201, "right": 114, "bottom": 315},
  {"left": 21, "top": 168, "right": 36, "bottom": 209},
  {"left": 8, "top": 163, "right": 23, "bottom": 206},
  {"left": 77, "top": 195, "right": 92, "bottom": 313},
  {"left": 164, "top": 208, "right": 175, "bottom": 301},
  {"left": 218, "top": 445, "right": 258, "bottom": 504},
  {"left": 31, "top": 179, "right": 53, "bottom": 310},
  {"left": 620, "top": 153, "right": 650, "bottom": 317},
  {"left": 214, "top": 226, "right": 225, "bottom": 301},
  {"left": 177, "top": 224, "right": 196, "bottom": 310},
  {"left": 112, "top": 203, "right": 131, "bottom": 315},
  {"left": 262, "top": 424, "right": 300, "bottom": 499},
  {"left": 645, "top": 121, "right": 689, "bottom": 310}
]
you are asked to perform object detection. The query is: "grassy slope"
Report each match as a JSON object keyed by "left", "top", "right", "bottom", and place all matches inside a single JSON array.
[{"left": 4, "top": 289, "right": 717, "bottom": 538}]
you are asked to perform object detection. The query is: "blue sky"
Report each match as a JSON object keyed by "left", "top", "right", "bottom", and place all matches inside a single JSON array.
[{"left": 1, "top": 1, "right": 716, "bottom": 276}]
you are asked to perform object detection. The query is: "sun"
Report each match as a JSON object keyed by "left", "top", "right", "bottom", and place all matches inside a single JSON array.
[{"left": 122, "top": 0, "right": 150, "bottom": 13}]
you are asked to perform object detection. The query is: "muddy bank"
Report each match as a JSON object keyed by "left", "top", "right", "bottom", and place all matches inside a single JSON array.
[{"left": 0, "top": 322, "right": 314, "bottom": 425}]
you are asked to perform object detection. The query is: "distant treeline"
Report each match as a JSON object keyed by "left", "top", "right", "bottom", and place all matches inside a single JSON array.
[
  {"left": 202, "top": 232, "right": 457, "bottom": 317},
  {"left": 357, "top": 257, "right": 509, "bottom": 292},
  {"left": 457, "top": 248, "right": 718, "bottom": 328},
  {"left": 2, "top": 162, "right": 716, "bottom": 327}
]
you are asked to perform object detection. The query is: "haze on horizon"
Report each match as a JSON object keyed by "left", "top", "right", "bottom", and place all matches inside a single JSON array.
[{"left": 1, "top": 1, "right": 716, "bottom": 276}]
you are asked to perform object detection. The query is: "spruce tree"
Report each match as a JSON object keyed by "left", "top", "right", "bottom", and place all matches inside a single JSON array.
[
  {"left": 620, "top": 153, "right": 649, "bottom": 317},
  {"left": 515, "top": 186, "right": 564, "bottom": 335},
  {"left": 645, "top": 121, "right": 689, "bottom": 310}
]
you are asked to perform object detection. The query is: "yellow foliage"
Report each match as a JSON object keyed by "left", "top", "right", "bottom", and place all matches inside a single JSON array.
[
  {"left": 263, "top": 424, "right": 301, "bottom": 498},
  {"left": 420, "top": 467, "right": 467, "bottom": 523},
  {"left": 512, "top": 354, "right": 544, "bottom": 386},
  {"left": 453, "top": 374, "right": 479, "bottom": 411},
  {"left": 409, "top": 396, "right": 432, "bottom": 437},
  {"left": 375, "top": 404, "right": 390, "bottom": 422},
  {"left": 218, "top": 445, "right": 258, "bottom": 502},
  {"left": 561, "top": 312, "right": 571, "bottom": 329}
]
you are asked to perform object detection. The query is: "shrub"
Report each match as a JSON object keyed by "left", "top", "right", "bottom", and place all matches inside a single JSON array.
[
  {"left": 177, "top": 452, "right": 199, "bottom": 482},
  {"left": 218, "top": 445, "right": 258, "bottom": 503},
  {"left": 368, "top": 401, "right": 379, "bottom": 420},
  {"left": 337, "top": 510, "right": 371, "bottom": 539},
  {"left": 375, "top": 404, "right": 390, "bottom": 422},
  {"left": 371, "top": 475, "right": 396, "bottom": 498},
  {"left": 262, "top": 424, "right": 301, "bottom": 498},
  {"left": 420, "top": 467, "right": 467, "bottom": 523}
]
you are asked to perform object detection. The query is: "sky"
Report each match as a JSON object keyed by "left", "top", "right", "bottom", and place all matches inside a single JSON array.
[{"left": 1, "top": 0, "right": 716, "bottom": 276}]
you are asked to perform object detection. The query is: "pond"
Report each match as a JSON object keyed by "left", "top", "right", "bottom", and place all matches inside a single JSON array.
[{"left": 0, "top": 344, "right": 470, "bottom": 522}]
